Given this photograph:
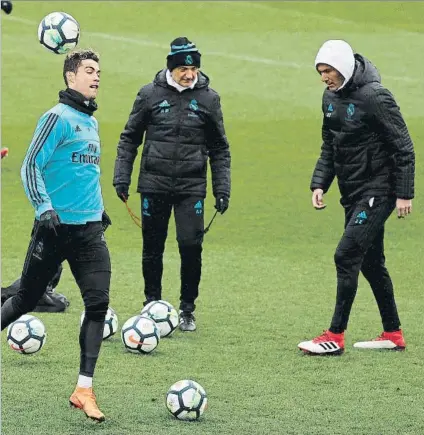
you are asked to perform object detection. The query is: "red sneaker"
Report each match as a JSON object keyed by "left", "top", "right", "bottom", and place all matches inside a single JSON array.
[
  {"left": 353, "top": 329, "right": 406, "bottom": 351},
  {"left": 298, "top": 330, "right": 344, "bottom": 355}
]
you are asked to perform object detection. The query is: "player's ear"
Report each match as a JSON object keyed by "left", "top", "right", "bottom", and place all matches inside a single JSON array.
[{"left": 66, "top": 71, "right": 76, "bottom": 86}]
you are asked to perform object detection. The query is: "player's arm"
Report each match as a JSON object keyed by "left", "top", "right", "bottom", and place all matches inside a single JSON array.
[
  {"left": 113, "top": 88, "right": 150, "bottom": 188},
  {"left": 205, "top": 93, "right": 231, "bottom": 200},
  {"left": 369, "top": 87, "right": 415, "bottom": 201},
  {"left": 310, "top": 119, "right": 335, "bottom": 191},
  {"left": 21, "top": 112, "right": 64, "bottom": 217}
]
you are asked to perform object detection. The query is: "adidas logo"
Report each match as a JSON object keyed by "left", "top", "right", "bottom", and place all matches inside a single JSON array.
[
  {"left": 75, "top": 125, "right": 82, "bottom": 132},
  {"left": 355, "top": 210, "right": 368, "bottom": 224},
  {"left": 318, "top": 341, "right": 340, "bottom": 351},
  {"left": 159, "top": 100, "right": 170, "bottom": 108},
  {"left": 194, "top": 201, "right": 203, "bottom": 214},
  {"left": 159, "top": 100, "right": 170, "bottom": 114}
]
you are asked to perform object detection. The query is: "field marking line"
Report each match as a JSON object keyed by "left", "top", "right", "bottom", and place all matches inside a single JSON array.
[{"left": 3, "top": 15, "right": 420, "bottom": 82}]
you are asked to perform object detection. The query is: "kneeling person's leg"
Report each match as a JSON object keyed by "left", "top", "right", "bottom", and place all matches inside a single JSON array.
[{"left": 1, "top": 223, "right": 62, "bottom": 330}]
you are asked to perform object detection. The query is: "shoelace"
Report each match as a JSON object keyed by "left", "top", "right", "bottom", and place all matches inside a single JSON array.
[
  {"left": 313, "top": 331, "right": 331, "bottom": 342},
  {"left": 182, "top": 313, "right": 195, "bottom": 323},
  {"left": 375, "top": 332, "right": 398, "bottom": 341}
]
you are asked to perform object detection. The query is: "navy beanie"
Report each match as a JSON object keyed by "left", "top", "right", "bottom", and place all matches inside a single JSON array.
[{"left": 166, "top": 37, "right": 201, "bottom": 71}]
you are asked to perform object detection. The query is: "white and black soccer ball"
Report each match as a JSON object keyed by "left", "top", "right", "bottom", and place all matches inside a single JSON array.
[
  {"left": 121, "top": 315, "right": 160, "bottom": 354},
  {"left": 38, "top": 12, "right": 80, "bottom": 55},
  {"left": 6, "top": 314, "right": 46, "bottom": 354},
  {"left": 141, "top": 300, "right": 179, "bottom": 338},
  {"left": 80, "top": 307, "right": 119, "bottom": 340},
  {"left": 166, "top": 380, "right": 208, "bottom": 421}
]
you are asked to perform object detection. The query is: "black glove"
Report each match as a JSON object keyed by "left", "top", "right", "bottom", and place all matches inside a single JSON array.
[
  {"left": 102, "top": 211, "right": 112, "bottom": 232},
  {"left": 1, "top": 1, "right": 12, "bottom": 14},
  {"left": 115, "top": 184, "right": 129, "bottom": 202},
  {"left": 214, "top": 196, "right": 229, "bottom": 214},
  {"left": 39, "top": 210, "right": 61, "bottom": 235}
]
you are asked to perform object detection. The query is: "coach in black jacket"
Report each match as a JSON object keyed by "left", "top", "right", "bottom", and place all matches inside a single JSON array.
[
  {"left": 113, "top": 37, "right": 231, "bottom": 332},
  {"left": 298, "top": 40, "right": 415, "bottom": 355}
]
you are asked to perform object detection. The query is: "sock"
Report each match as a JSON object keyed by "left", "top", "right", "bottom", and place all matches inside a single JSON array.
[
  {"left": 77, "top": 374, "right": 93, "bottom": 389},
  {"left": 79, "top": 317, "right": 104, "bottom": 377}
]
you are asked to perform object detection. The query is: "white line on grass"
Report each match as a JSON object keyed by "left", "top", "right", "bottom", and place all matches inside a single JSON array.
[
  {"left": 240, "top": 1, "right": 423, "bottom": 35},
  {"left": 4, "top": 16, "right": 306, "bottom": 69},
  {"left": 236, "top": 1, "right": 355, "bottom": 25},
  {"left": 3, "top": 15, "right": 420, "bottom": 83}
]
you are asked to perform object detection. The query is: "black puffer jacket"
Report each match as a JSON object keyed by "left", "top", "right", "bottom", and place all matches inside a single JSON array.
[
  {"left": 311, "top": 54, "right": 415, "bottom": 206},
  {"left": 113, "top": 69, "right": 231, "bottom": 198}
]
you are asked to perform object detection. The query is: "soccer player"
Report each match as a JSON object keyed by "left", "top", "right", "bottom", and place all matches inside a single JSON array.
[
  {"left": 298, "top": 40, "right": 415, "bottom": 355},
  {"left": 1, "top": 49, "right": 111, "bottom": 421},
  {"left": 113, "top": 37, "right": 231, "bottom": 331}
]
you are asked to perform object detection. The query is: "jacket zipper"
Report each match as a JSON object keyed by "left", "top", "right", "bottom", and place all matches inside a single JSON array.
[{"left": 172, "top": 96, "right": 184, "bottom": 191}]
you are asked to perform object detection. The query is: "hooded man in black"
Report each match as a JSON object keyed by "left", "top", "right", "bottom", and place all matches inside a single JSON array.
[
  {"left": 298, "top": 40, "right": 415, "bottom": 355},
  {"left": 113, "top": 37, "right": 231, "bottom": 332}
]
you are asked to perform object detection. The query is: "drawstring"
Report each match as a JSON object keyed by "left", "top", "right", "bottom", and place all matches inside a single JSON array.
[
  {"left": 122, "top": 194, "right": 142, "bottom": 229},
  {"left": 122, "top": 194, "right": 219, "bottom": 234},
  {"left": 203, "top": 210, "right": 218, "bottom": 234}
]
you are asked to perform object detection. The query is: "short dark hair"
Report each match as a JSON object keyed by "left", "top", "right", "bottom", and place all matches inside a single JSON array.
[{"left": 63, "top": 49, "right": 100, "bottom": 86}]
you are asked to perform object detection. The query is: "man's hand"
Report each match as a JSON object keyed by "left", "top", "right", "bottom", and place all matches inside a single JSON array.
[
  {"left": 39, "top": 210, "right": 60, "bottom": 235},
  {"left": 396, "top": 198, "right": 412, "bottom": 219},
  {"left": 102, "top": 211, "right": 112, "bottom": 232},
  {"left": 215, "top": 196, "right": 229, "bottom": 214},
  {"left": 312, "top": 188, "right": 326, "bottom": 210},
  {"left": 1, "top": 147, "right": 9, "bottom": 159},
  {"left": 115, "top": 184, "right": 129, "bottom": 202}
]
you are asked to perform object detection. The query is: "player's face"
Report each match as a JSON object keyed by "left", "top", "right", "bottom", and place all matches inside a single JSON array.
[
  {"left": 317, "top": 64, "right": 344, "bottom": 91},
  {"left": 171, "top": 66, "right": 198, "bottom": 87},
  {"left": 69, "top": 59, "right": 101, "bottom": 99}
]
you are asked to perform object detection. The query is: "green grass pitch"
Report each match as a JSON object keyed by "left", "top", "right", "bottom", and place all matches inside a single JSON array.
[{"left": 1, "top": 2, "right": 424, "bottom": 434}]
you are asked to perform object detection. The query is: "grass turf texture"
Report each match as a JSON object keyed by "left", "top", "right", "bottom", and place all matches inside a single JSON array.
[{"left": 1, "top": 2, "right": 424, "bottom": 434}]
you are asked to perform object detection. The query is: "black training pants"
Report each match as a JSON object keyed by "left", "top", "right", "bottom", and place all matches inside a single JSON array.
[
  {"left": 1, "top": 221, "right": 111, "bottom": 377},
  {"left": 330, "top": 197, "right": 401, "bottom": 333},
  {"left": 141, "top": 194, "right": 204, "bottom": 313}
]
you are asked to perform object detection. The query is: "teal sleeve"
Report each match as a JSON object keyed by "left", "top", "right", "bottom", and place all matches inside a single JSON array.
[{"left": 21, "top": 112, "right": 64, "bottom": 216}]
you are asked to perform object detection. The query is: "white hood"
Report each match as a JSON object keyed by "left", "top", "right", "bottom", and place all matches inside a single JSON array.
[{"left": 315, "top": 40, "right": 355, "bottom": 90}]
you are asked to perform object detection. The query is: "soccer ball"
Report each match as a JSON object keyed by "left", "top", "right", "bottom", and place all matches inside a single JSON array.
[
  {"left": 6, "top": 315, "right": 46, "bottom": 354},
  {"left": 38, "top": 12, "right": 80, "bottom": 55},
  {"left": 121, "top": 315, "right": 160, "bottom": 354},
  {"left": 141, "top": 300, "right": 179, "bottom": 338},
  {"left": 166, "top": 380, "right": 208, "bottom": 421},
  {"left": 80, "top": 307, "right": 118, "bottom": 340}
]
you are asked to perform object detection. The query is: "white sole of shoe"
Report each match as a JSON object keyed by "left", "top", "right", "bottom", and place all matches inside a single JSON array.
[
  {"left": 353, "top": 340, "right": 405, "bottom": 351},
  {"left": 298, "top": 345, "right": 344, "bottom": 356}
]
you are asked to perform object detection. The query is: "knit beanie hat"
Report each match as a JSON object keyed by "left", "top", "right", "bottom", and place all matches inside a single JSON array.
[
  {"left": 315, "top": 40, "right": 355, "bottom": 90},
  {"left": 166, "top": 37, "right": 201, "bottom": 71}
]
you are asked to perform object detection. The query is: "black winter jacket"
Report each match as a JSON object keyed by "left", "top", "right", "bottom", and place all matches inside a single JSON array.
[
  {"left": 311, "top": 54, "right": 415, "bottom": 206},
  {"left": 113, "top": 69, "right": 231, "bottom": 198}
]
